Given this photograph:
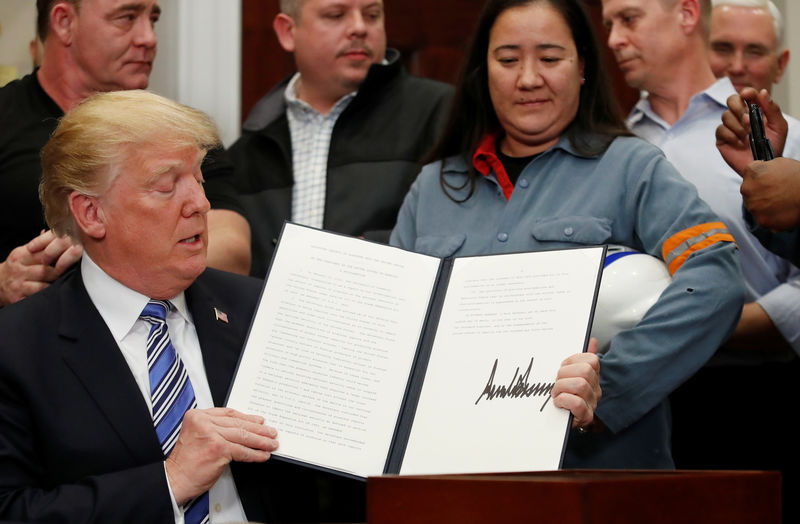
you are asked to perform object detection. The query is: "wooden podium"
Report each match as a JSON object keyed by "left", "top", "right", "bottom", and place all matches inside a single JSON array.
[{"left": 367, "top": 470, "right": 781, "bottom": 523}]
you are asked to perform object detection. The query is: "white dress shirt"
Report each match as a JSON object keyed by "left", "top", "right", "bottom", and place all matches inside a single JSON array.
[
  {"left": 783, "top": 113, "right": 800, "bottom": 160},
  {"left": 81, "top": 254, "right": 248, "bottom": 524}
]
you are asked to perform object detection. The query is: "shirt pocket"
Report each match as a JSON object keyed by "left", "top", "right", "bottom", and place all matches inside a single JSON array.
[
  {"left": 530, "top": 216, "right": 613, "bottom": 245},
  {"left": 414, "top": 234, "right": 466, "bottom": 258}
]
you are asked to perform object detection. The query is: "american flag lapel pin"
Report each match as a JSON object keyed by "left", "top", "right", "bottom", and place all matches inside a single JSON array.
[{"left": 214, "top": 307, "right": 229, "bottom": 324}]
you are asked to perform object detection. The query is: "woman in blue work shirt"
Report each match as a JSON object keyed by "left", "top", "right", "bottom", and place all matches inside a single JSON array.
[{"left": 390, "top": 0, "right": 744, "bottom": 469}]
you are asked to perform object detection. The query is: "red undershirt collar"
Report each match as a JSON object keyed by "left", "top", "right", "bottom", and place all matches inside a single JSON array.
[{"left": 472, "top": 133, "right": 514, "bottom": 201}]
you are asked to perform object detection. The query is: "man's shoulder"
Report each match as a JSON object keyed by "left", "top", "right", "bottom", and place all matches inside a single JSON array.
[
  {"left": 196, "top": 267, "right": 261, "bottom": 288},
  {"left": 0, "top": 73, "right": 32, "bottom": 104},
  {"left": 349, "top": 70, "right": 453, "bottom": 136},
  {"left": 0, "top": 72, "right": 62, "bottom": 153},
  {"left": 0, "top": 72, "right": 56, "bottom": 120},
  {"left": 394, "top": 72, "right": 453, "bottom": 96},
  {"left": 192, "top": 268, "right": 263, "bottom": 308},
  {"left": 371, "top": 68, "right": 453, "bottom": 112},
  {"left": 0, "top": 267, "right": 81, "bottom": 345},
  {"left": 187, "top": 269, "right": 263, "bottom": 339},
  {"left": 0, "top": 75, "right": 32, "bottom": 123},
  {"left": 242, "top": 79, "right": 290, "bottom": 132}
]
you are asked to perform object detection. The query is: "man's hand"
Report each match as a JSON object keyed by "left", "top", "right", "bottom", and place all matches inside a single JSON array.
[
  {"left": 740, "top": 157, "right": 800, "bottom": 231},
  {"left": 0, "top": 230, "right": 83, "bottom": 306},
  {"left": 165, "top": 408, "right": 278, "bottom": 505},
  {"left": 551, "top": 338, "right": 601, "bottom": 429},
  {"left": 716, "top": 88, "right": 788, "bottom": 176}
]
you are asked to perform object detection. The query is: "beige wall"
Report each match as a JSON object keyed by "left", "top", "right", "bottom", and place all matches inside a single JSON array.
[
  {"left": 0, "top": 0, "right": 241, "bottom": 146},
  {"left": 775, "top": 0, "right": 800, "bottom": 117},
  {"left": 0, "top": 0, "right": 38, "bottom": 84}
]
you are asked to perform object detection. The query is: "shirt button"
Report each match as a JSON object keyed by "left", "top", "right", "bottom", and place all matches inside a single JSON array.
[
  {"left": 518, "top": 179, "right": 529, "bottom": 188},
  {"left": 214, "top": 503, "right": 222, "bottom": 513},
  {"left": 564, "top": 227, "right": 574, "bottom": 236},
  {"left": 497, "top": 232, "right": 509, "bottom": 242}
]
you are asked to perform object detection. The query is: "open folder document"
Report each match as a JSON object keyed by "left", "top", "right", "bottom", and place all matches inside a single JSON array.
[{"left": 226, "top": 223, "right": 604, "bottom": 479}]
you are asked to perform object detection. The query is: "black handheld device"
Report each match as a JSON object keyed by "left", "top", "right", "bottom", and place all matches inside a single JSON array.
[{"left": 749, "top": 103, "right": 775, "bottom": 161}]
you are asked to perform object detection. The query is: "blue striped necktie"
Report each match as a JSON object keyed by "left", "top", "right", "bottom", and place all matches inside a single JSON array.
[{"left": 140, "top": 300, "right": 209, "bottom": 524}]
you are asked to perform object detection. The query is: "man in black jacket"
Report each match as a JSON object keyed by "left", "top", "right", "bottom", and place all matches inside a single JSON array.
[{"left": 214, "top": 0, "right": 453, "bottom": 278}]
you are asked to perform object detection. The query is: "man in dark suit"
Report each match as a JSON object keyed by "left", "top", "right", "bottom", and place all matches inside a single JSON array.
[
  {"left": 0, "top": 90, "right": 280, "bottom": 523},
  {"left": 0, "top": 89, "right": 601, "bottom": 523}
]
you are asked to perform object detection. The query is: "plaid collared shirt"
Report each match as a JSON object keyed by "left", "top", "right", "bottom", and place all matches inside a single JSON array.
[{"left": 285, "top": 73, "right": 356, "bottom": 228}]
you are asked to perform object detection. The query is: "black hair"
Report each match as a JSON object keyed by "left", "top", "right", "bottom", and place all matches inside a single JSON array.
[{"left": 429, "top": 0, "right": 631, "bottom": 202}]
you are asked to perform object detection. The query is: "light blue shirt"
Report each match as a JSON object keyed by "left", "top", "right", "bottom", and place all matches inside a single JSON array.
[
  {"left": 628, "top": 77, "right": 800, "bottom": 359},
  {"left": 391, "top": 134, "right": 744, "bottom": 467}
]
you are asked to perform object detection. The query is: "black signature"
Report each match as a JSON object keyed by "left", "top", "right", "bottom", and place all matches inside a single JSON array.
[{"left": 475, "top": 358, "right": 553, "bottom": 411}]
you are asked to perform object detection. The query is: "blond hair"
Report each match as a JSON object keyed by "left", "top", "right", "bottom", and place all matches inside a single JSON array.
[{"left": 40, "top": 90, "right": 220, "bottom": 240}]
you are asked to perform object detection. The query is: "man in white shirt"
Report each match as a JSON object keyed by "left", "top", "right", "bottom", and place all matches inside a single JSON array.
[
  {"left": 709, "top": 0, "right": 800, "bottom": 157},
  {"left": 602, "top": 0, "right": 800, "bottom": 518}
]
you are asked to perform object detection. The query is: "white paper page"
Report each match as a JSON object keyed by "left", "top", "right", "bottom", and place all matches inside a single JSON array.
[
  {"left": 227, "top": 224, "right": 440, "bottom": 477},
  {"left": 400, "top": 247, "right": 603, "bottom": 475}
]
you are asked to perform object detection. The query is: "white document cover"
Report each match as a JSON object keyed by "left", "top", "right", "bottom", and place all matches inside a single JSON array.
[{"left": 226, "top": 223, "right": 604, "bottom": 479}]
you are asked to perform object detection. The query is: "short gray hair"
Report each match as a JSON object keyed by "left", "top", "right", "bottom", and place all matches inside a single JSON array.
[
  {"left": 280, "top": 0, "right": 305, "bottom": 19},
  {"left": 711, "top": 0, "right": 784, "bottom": 44}
]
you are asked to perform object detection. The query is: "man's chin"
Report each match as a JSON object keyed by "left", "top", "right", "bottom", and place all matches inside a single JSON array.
[
  {"left": 119, "top": 65, "right": 152, "bottom": 90},
  {"left": 340, "top": 67, "right": 371, "bottom": 90},
  {"left": 178, "top": 251, "right": 208, "bottom": 279},
  {"left": 622, "top": 70, "right": 647, "bottom": 91},
  {"left": 733, "top": 82, "right": 767, "bottom": 94},
  {"left": 175, "top": 260, "right": 208, "bottom": 291},
  {"left": 127, "top": 76, "right": 151, "bottom": 90}
]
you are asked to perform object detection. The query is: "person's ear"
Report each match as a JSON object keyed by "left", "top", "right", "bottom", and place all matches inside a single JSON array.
[
  {"left": 677, "top": 0, "right": 702, "bottom": 37},
  {"left": 69, "top": 192, "right": 106, "bottom": 240},
  {"left": 774, "top": 49, "right": 790, "bottom": 85},
  {"left": 49, "top": 1, "right": 78, "bottom": 46},
  {"left": 273, "top": 13, "right": 298, "bottom": 53}
]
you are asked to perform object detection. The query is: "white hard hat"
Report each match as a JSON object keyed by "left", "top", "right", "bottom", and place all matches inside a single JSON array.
[{"left": 591, "top": 245, "right": 672, "bottom": 353}]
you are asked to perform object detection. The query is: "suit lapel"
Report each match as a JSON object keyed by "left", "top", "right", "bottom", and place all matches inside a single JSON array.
[
  {"left": 57, "top": 270, "right": 163, "bottom": 463},
  {"left": 185, "top": 272, "right": 244, "bottom": 406}
]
